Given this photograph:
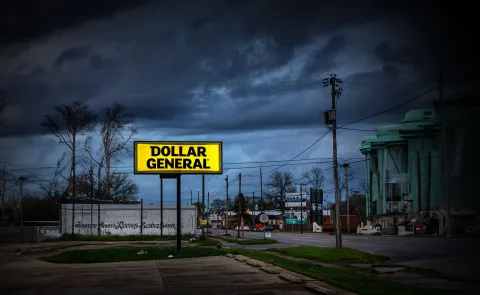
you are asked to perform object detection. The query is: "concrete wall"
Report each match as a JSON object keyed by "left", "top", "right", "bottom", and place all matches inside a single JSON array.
[{"left": 61, "top": 204, "right": 196, "bottom": 236}]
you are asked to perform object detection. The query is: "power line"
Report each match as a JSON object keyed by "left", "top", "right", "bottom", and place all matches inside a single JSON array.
[
  {"left": 339, "top": 86, "right": 439, "bottom": 129},
  {"left": 262, "top": 130, "right": 331, "bottom": 176},
  {"left": 3, "top": 156, "right": 364, "bottom": 172},
  {"left": 259, "top": 85, "right": 439, "bottom": 178}
]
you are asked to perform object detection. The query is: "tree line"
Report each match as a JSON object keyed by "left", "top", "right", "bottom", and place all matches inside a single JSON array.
[
  {"left": 39, "top": 101, "right": 139, "bottom": 204},
  {"left": 0, "top": 100, "right": 139, "bottom": 222},
  {"left": 209, "top": 166, "right": 366, "bottom": 219}
]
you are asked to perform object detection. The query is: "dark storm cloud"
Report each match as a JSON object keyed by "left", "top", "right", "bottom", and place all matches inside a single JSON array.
[
  {"left": 0, "top": 51, "right": 121, "bottom": 136},
  {"left": 1, "top": 0, "right": 476, "bottom": 139},
  {"left": 301, "top": 34, "right": 348, "bottom": 79},
  {"left": 1, "top": 0, "right": 153, "bottom": 46},
  {"left": 54, "top": 46, "right": 90, "bottom": 66}
]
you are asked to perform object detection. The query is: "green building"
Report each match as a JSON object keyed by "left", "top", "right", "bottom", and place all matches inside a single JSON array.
[{"left": 360, "top": 98, "right": 479, "bottom": 234}]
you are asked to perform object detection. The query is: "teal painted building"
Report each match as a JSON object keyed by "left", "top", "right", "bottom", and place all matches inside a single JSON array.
[
  {"left": 360, "top": 109, "right": 441, "bottom": 216},
  {"left": 360, "top": 98, "right": 479, "bottom": 233}
]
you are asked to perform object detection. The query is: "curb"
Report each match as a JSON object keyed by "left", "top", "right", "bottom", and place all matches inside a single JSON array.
[
  {"left": 228, "top": 253, "right": 337, "bottom": 294},
  {"left": 260, "top": 266, "right": 280, "bottom": 274},
  {"left": 279, "top": 273, "right": 302, "bottom": 283},
  {"left": 246, "top": 259, "right": 262, "bottom": 267},
  {"left": 305, "top": 283, "right": 337, "bottom": 295}
]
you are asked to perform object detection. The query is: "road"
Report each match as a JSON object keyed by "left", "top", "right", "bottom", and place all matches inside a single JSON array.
[{"left": 225, "top": 230, "right": 480, "bottom": 281}]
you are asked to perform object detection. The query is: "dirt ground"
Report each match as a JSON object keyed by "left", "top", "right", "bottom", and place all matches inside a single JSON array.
[{"left": 0, "top": 252, "right": 316, "bottom": 295}]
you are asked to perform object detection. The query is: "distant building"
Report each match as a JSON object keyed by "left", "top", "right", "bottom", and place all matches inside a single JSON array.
[{"left": 360, "top": 98, "right": 479, "bottom": 234}]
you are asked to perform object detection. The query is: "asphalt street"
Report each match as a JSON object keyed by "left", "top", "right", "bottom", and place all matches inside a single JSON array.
[{"left": 223, "top": 230, "right": 480, "bottom": 281}]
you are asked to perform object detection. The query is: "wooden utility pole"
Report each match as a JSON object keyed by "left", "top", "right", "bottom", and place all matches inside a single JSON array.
[
  {"left": 342, "top": 163, "right": 351, "bottom": 233},
  {"left": 207, "top": 191, "right": 210, "bottom": 211},
  {"left": 439, "top": 62, "right": 451, "bottom": 236},
  {"left": 190, "top": 190, "right": 192, "bottom": 205},
  {"left": 260, "top": 167, "right": 263, "bottom": 212},
  {"left": 225, "top": 175, "right": 229, "bottom": 234},
  {"left": 323, "top": 74, "right": 343, "bottom": 248},
  {"left": 238, "top": 173, "right": 242, "bottom": 238},
  {"left": 89, "top": 168, "right": 94, "bottom": 236},
  {"left": 300, "top": 184, "right": 304, "bottom": 234},
  {"left": 1, "top": 162, "right": 7, "bottom": 221}
]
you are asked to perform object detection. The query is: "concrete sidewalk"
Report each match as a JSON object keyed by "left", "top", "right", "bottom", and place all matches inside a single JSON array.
[{"left": 0, "top": 253, "right": 315, "bottom": 295}]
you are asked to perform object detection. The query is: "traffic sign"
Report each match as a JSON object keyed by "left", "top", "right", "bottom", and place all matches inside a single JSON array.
[{"left": 259, "top": 213, "right": 269, "bottom": 223}]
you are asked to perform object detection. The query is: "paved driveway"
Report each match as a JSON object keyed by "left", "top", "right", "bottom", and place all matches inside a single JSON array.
[{"left": 0, "top": 253, "right": 314, "bottom": 295}]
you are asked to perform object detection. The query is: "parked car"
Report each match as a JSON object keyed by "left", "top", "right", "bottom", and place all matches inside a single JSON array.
[
  {"left": 234, "top": 225, "right": 250, "bottom": 231},
  {"left": 260, "top": 226, "right": 274, "bottom": 231}
]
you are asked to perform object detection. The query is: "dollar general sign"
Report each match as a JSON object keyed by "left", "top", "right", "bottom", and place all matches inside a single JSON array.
[{"left": 134, "top": 141, "right": 223, "bottom": 174}]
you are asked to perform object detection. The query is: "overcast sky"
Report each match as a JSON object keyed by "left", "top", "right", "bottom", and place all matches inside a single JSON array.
[{"left": 0, "top": 0, "right": 474, "bottom": 205}]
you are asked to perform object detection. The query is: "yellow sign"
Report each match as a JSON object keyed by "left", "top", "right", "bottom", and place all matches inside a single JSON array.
[
  {"left": 200, "top": 220, "right": 207, "bottom": 225},
  {"left": 134, "top": 141, "right": 223, "bottom": 174}
]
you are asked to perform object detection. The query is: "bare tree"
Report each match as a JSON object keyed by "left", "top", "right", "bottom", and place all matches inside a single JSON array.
[
  {"left": 301, "top": 166, "right": 325, "bottom": 189},
  {"left": 359, "top": 181, "right": 368, "bottom": 195},
  {"left": 99, "top": 103, "right": 135, "bottom": 199},
  {"left": 80, "top": 136, "right": 105, "bottom": 199},
  {"left": 265, "top": 171, "right": 296, "bottom": 214},
  {"left": 41, "top": 101, "right": 97, "bottom": 232},
  {"left": 301, "top": 166, "right": 325, "bottom": 198}
]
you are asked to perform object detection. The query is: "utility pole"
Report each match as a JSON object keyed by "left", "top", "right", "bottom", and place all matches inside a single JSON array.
[
  {"left": 323, "top": 73, "right": 343, "bottom": 248},
  {"left": 439, "top": 62, "right": 451, "bottom": 237},
  {"left": 1, "top": 162, "right": 7, "bottom": 221},
  {"left": 300, "top": 184, "right": 304, "bottom": 234},
  {"left": 342, "top": 163, "right": 351, "bottom": 233},
  {"left": 190, "top": 190, "right": 192, "bottom": 205},
  {"left": 207, "top": 191, "right": 210, "bottom": 211},
  {"left": 238, "top": 173, "right": 242, "bottom": 238},
  {"left": 225, "top": 175, "right": 229, "bottom": 234},
  {"left": 196, "top": 190, "right": 200, "bottom": 228},
  {"left": 260, "top": 167, "right": 263, "bottom": 212},
  {"left": 252, "top": 192, "right": 255, "bottom": 226},
  {"left": 89, "top": 168, "right": 94, "bottom": 236},
  {"left": 17, "top": 176, "right": 28, "bottom": 227}
]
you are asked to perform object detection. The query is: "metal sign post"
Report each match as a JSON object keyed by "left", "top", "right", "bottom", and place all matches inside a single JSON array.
[
  {"left": 259, "top": 213, "right": 269, "bottom": 239},
  {"left": 310, "top": 188, "right": 324, "bottom": 225}
]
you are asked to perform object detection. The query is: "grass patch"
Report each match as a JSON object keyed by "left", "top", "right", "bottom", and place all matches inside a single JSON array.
[
  {"left": 371, "top": 263, "right": 479, "bottom": 285},
  {"left": 49, "top": 233, "right": 194, "bottom": 242},
  {"left": 191, "top": 238, "right": 220, "bottom": 246},
  {"left": 39, "top": 246, "right": 221, "bottom": 263},
  {"left": 268, "top": 246, "right": 389, "bottom": 264},
  {"left": 223, "top": 249, "right": 454, "bottom": 295},
  {"left": 230, "top": 238, "right": 278, "bottom": 245}
]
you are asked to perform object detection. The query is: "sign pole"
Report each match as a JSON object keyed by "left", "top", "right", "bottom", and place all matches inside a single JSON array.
[
  {"left": 176, "top": 174, "right": 181, "bottom": 250},
  {"left": 160, "top": 175, "right": 163, "bottom": 236}
]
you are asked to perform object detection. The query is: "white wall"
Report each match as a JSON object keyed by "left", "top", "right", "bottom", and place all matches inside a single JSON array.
[{"left": 61, "top": 204, "right": 196, "bottom": 236}]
